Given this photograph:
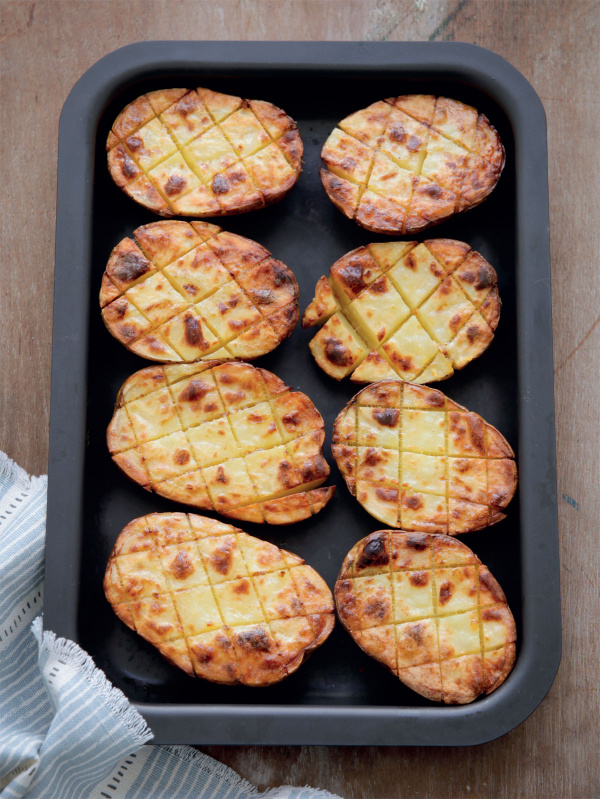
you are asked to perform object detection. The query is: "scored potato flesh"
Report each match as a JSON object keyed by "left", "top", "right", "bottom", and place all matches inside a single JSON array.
[
  {"left": 332, "top": 380, "right": 517, "bottom": 533},
  {"left": 107, "top": 88, "right": 302, "bottom": 216},
  {"left": 104, "top": 512, "right": 334, "bottom": 684},
  {"left": 335, "top": 531, "right": 516, "bottom": 703},
  {"left": 100, "top": 220, "right": 298, "bottom": 363},
  {"left": 107, "top": 361, "right": 335, "bottom": 524},
  {"left": 302, "top": 239, "right": 500, "bottom": 383},
  {"left": 320, "top": 95, "right": 504, "bottom": 234}
]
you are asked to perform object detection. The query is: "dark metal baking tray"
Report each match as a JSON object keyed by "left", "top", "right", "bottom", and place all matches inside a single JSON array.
[{"left": 45, "top": 41, "right": 560, "bottom": 746}]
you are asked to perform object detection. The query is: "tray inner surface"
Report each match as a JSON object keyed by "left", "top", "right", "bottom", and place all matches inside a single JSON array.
[{"left": 79, "top": 70, "right": 518, "bottom": 708}]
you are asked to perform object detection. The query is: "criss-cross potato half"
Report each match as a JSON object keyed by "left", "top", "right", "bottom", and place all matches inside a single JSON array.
[
  {"left": 107, "top": 88, "right": 302, "bottom": 216},
  {"left": 335, "top": 531, "right": 516, "bottom": 703},
  {"left": 104, "top": 512, "right": 334, "bottom": 685},
  {"left": 320, "top": 94, "right": 505, "bottom": 234},
  {"left": 100, "top": 220, "right": 299, "bottom": 363},
  {"left": 302, "top": 239, "right": 500, "bottom": 383},
  {"left": 107, "top": 361, "right": 334, "bottom": 524},
  {"left": 332, "top": 380, "right": 517, "bottom": 534}
]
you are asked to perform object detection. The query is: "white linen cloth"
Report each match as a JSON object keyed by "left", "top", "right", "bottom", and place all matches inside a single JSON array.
[{"left": 0, "top": 452, "right": 341, "bottom": 799}]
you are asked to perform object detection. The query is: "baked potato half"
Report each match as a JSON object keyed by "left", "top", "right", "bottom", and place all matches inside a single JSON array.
[
  {"left": 100, "top": 220, "right": 299, "bottom": 362},
  {"left": 107, "top": 361, "right": 335, "bottom": 524},
  {"left": 320, "top": 95, "right": 504, "bottom": 234},
  {"left": 332, "top": 380, "right": 517, "bottom": 533},
  {"left": 335, "top": 531, "right": 516, "bottom": 703},
  {"left": 302, "top": 239, "right": 500, "bottom": 383},
  {"left": 104, "top": 512, "right": 334, "bottom": 684},
  {"left": 107, "top": 88, "right": 302, "bottom": 216}
]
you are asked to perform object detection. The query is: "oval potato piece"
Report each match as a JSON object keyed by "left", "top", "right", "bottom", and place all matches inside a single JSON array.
[
  {"left": 332, "top": 380, "right": 517, "bottom": 533},
  {"left": 335, "top": 530, "right": 516, "bottom": 703},
  {"left": 105, "top": 512, "right": 334, "bottom": 685},
  {"left": 107, "top": 361, "right": 335, "bottom": 524},
  {"left": 107, "top": 88, "right": 303, "bottom": 217},
  {"left": 100, "top": 220, "right": 299, "bottom": 363},
  {"left": 302, "top": 239, "right": 500, "bottom": 383},
  {"left": 320, "top": 95, "right": 505, "bottom": 234}
]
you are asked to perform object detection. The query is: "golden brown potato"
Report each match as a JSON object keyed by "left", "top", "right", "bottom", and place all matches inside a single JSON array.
[
  {"left": 107, "top": 361, "right": 335, "bottom": 524},
  {"left": 302, "top": 239, "right": 500, "bottom": 383},
  {"left": 332, "top": 380, "right": 517, "bottom": 533},
  {"left": 100, "top": 220, "right": 298, "bottom": 363},
  {"left": 335, "top": 530, "right": 516, "bottom": 703},
  {"left": 104, "top": 512, "right": 334, "bottom": 684},
  {"left": 107, "top": 88, "right": 303, "bottom": 216},
  {"left": 320, "top": 95, "right": 504, "bottom": 234}
]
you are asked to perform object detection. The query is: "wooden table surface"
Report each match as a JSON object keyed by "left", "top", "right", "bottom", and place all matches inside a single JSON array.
[{"left": 1, "top": 1, "right": 597, "bottom": 796}]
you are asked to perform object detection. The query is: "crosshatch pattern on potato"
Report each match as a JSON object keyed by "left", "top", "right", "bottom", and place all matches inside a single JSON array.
[
  {"left": 332, "top": 380, "right": 517, "bottom": 533},
  {"left": 107, "top": 88, "right": 303, "bottom": 216},
  {"left": 100, "top": 220, "right": 299, "bottom": 363},
  {"left": 335, "top": 531, "right": 516, "bottom": 703},
  {"left": 302, "top": 239, "right": 500, "bottom": 383},
  {"left": 107, "top": 361, "right": 335, "bottom": 524},
  {"left": 104, "top": 512, "right": 335, "bottom": 685},
  {"left": 320, "top": 94, "right": 505, "bottom": 234}
]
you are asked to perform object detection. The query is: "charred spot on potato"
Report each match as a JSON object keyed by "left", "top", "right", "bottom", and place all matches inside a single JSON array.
[
  {"left": 405, "top": 495, "right": 424, "bottom": 510},
  {"left": 466, "top": 325, "right": 481, "bottom": 343},
  {"left": 113, "top": 251, "right": 152, "bottom": 283},
  {"left": 211, "top": 543, "right": 233, "bottom": 574},
  {"left": 183, "top": 314, "right": 208, "bottom": 347},
  {"left": 364, "top": 598, "right": 389, "bottom": 620},
  {"left": 216, "top": 466, "right": 229, "bottom": 484},
  {"left": 375, "top": 487, "right": 399, "bottom": 503},
  {"left": 438, "top": 581, "right": 453, "bottom": 604},
  {"left": 409, "top": 571, "right": 430, "bottom": 587},
  {"left": 406, "top": 534, "right": 429, "bottom": 551},
  {"left": 179, "top": 379, "right": 211, "bottom": 402},
  {"left": 323, "top": 337, "right": 352, "bottom": 366},
  {"left": 373, "top": 409, "right": 399, "bottom": 427},
  {"left": 236, "top": 627, "right": 271, "bottom": 651},
  {"left": 165, "top": 175, "right": 187, "bottom": 196},
  {"left": 170, "top": 550, "right": 194, "bottom": 579},
  {"left": 356, "top": 534, "right": 389, "bottom": 571},
  {"left": 480, "top": 573, "right": 505, "bottom": 603},
  {"left": 364, "top": 448, "right": 383, "bottom": 466},
  {"left": 174, "top": 450, "right": 191, "bottom": 466}
]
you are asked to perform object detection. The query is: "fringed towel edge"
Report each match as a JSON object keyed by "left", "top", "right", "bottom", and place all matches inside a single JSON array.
[
  {"left": 31, "top": 617, "right": 153, "bottom": 747},
  {"left": 0, "top": 451, "right": 47, "bottom": 495}
]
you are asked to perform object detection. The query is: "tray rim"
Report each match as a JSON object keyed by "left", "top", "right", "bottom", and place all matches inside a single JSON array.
[{"left": 45, "top": 40, "right": 560, "bottom": 746}]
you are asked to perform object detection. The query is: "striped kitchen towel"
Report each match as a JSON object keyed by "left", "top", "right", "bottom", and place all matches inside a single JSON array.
[{"left": 0, "top": 453, "right": 341, "bottom": 799}]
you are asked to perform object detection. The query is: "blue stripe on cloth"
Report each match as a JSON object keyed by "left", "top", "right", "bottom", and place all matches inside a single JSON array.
[{"left": 0, "top": 452, "right": 342, "bottom": 799}]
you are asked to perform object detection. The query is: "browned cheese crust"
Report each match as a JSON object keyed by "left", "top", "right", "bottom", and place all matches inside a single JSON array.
[
  {"left": 107, "top": 360, "right": 335, "bottom": 524},
  {"left": 107, "top": 88, "right": 303, "bottom": 217},
  {"left": 332, "top": 380, "right": 517, "bottom": 533},
  {"left": 100, "top": 220, "right": 299, "bottom": 362},
  {"left": 335, "top": 530, "right": 516, "bottom": 703},
  {"left": 320, "top": 95, "right": 505, "bottom": 234},
  {"left": 302, "top": 239, "right": 500, "bottom": 383},
  {"left": 104, "top": 512, "right": 334, "bottom": 684}
]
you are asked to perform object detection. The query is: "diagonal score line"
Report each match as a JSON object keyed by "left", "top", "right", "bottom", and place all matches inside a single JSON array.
[
  {"left": 104, "top": 227, "right": 290, "bottom": 358},
  {"left": 109, "top": 89, "right": 299, "bottom": 215},
  {"left": 114, "top": 365, "right": 327, "bottom": 514}
]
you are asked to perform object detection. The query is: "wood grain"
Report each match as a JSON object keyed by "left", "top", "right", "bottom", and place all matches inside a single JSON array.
[{"left": 1, "top": 1, "right": 598, "bottom": 796}]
